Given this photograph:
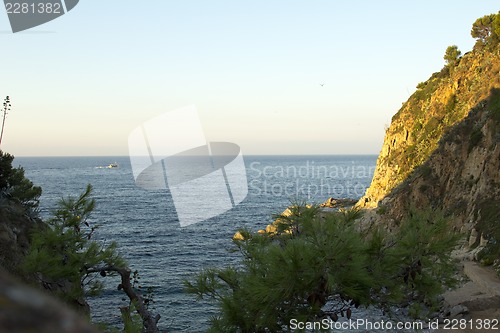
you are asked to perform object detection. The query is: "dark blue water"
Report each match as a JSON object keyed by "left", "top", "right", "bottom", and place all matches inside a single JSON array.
[{"left": 15, "top": 155, "right": 377, "bottom": 332}]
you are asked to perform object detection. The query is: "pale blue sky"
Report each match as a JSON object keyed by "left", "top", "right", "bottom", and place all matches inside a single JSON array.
[{"left": 1, "top": 1, "right": 499, "bottom": 156}]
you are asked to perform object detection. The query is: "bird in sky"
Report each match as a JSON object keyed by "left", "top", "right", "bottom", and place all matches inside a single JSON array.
[{"left": 319, "top": 83, "right": 325, "bottom": 87}]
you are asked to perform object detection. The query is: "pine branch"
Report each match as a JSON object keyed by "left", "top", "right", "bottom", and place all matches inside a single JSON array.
[{"left": 86, "top": 265, "right": 161, "bottom": 333}]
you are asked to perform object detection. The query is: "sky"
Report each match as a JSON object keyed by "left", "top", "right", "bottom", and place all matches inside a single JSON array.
[{"left": 1, "top": 1, "right": 499, "bottom": 156}]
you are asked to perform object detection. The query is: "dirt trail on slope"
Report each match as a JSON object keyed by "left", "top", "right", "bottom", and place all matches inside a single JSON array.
[{"left": 438, "top": 261, "right": 500, "bottom": 333}]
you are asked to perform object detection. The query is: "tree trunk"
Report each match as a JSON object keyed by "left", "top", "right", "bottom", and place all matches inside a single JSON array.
[{"left": 87, "top": 266, "right": 161, "bottom": 333}]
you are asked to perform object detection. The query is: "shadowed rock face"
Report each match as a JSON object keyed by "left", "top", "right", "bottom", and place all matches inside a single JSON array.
[{"left": 0, "top": 269, "right": 100, "bottom": 333}]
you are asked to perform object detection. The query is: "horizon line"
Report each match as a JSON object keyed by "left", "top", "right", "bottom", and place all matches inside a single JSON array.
[{"left": 12, "top": 153, "right": 380, "bottom": 158}]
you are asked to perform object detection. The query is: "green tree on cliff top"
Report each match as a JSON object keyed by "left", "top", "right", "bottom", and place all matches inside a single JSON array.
[
  {"left": 444, "top": 45, "right": 461, "bottom": 66},
  {"left": 471, "top": 12, "right": 500, "bottom": 48}
]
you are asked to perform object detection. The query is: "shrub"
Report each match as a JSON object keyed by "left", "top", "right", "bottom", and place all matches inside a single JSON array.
[
  {"left": 0, "top": 150, "right": 41, "bottom": 213},
  {"left": 468, "top": 127, "right": 483, "bottom": 153},
  {"left": 487, "top": 88, "right": 500, "bottom": 125},
  {"left": 444, "top": 45, "right": 461, "bottom": 66}
]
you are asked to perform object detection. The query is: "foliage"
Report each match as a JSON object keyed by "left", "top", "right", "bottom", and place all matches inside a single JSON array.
[
  {"left": 444, "top": 94, "right": 457, "bottom": 118},
  {"left": 468, "top": 127, "right": 483, "bottom": 153},
  {"left": 389, "top": 209, "right": 460, "bottom": 312},
  {"left": 121, "top": 303, "right": 144, "bottom": 333},
  {"left": 376, "top": 205, "right": 387, "bottom": 215},
  {"left": 488, "top": 88, "right": 500, "bottom": 125},
  {"left": 23, "top": 184, "right": 125, "bottom": 305},
  {"left": 418, "top": 164, "right": 433, "bottom": 179},
  {"left": 416, "top": 82, "right": 426, "bottom": 90},
  {"left": 444, "top": 45, "right": 461, "bottom": 66},
  {"left": 475, "top": 199, "right": 500, "bottom": 268},
  {"left": 0, "top": 150, "right": 41, "bottom": 213},
  {"left": 412, "top": 70, "right": 447, "bottom": 103},
  {"left": 495, "top": 13, "right": 500, "bottom": 38},
  {"left": 471, "top": 12, "right": 500, "bottom": 48},
  {"left": 22, "top": 185, "right": 160, "bottom": 332},
  {"left": 185, "top": 206, "right": 459, "bottom": 332}
]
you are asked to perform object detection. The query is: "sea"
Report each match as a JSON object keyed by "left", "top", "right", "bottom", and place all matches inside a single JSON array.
[{"left": 14, "top": 155, "right": 407, "bottom": 332}]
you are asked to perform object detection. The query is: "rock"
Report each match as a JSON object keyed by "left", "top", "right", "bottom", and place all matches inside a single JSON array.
[
  {"left": 468, "top": 229, "right": 478, "bottom": 248},
  {"left": 428, "top": 312, "right": 440, "bottom": 319},
  {"left": 320, "top": 197, "right": 357, "bottom": 209},
  {"left": 449, "top": 305, "right": 469, "bottom": 318},
  {"left": 232, "top": 231, "right": 245, "bottom": 241},
  {"left": 0, "top": 269, "right": 99, "bottom": 333},
  {"left": 321, "top": 197, "right": 337, "bottom": 208},
  {"left": 281, "top": 208, "right": 293, "bottom": 217},
  {"left": 469, "top": 246, "right": 485, "bottom": 261},
  {"left": 479, "top": 234, "right": 489, "bottom": 247},
  {"left": 265, "top": 224, "right": 277, "bottom": 234}
]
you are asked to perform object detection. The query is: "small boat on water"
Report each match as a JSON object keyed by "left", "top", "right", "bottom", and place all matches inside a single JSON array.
[{"left": 95, "top": 162, "right": 119, "bottom": 169}]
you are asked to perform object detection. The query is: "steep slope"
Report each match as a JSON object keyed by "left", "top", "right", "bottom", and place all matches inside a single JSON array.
[
  {"left": 358, "top": 45, "right": 500, "bottom": 209},
  {"left": 354, "top": 24, "right": 500, "bottom": 267},
  {"left": 374, "top": 89, "right": 499, "bottom": 247}
]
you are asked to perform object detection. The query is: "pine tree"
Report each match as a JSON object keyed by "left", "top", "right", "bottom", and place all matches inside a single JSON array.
[
  {"left": 471, "top": 12, "right": 500, "bottom": 49},
  {"left": 185, "top": 205, "right": 460, "bottom": 332},
  {"left": 23, "top": 185, "right": 161, "bottom": 333},
  {"left": 444, "top": 45, "right": 461, "bottom": 66}
]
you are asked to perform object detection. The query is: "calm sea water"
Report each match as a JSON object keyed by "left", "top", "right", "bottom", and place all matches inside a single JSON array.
[{"left": 15, "top": 155, "right": 377, "bottom": 332}]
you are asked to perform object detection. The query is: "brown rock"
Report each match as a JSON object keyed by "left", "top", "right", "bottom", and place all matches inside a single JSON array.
[{"left": 0, "top": 269, "right": 100, "bottom": 333}]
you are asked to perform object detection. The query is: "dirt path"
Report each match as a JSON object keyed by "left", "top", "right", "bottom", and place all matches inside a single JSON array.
[{"left": 437, "top": 261, "right": 500, "bottom": 333}]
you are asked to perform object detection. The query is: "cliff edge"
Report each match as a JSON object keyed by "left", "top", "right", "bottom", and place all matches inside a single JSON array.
[
  {"left": 358, "top": 46, "right": 500, "bottom": 209},
  {"left": 357, "top": 19, "right": 500, "bottom": 266}
]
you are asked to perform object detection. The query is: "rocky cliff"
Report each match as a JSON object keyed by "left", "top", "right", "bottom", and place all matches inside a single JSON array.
[
  {"left": 357, "top": 39, "right": 500, "bottom": 263},
  {"left": 359, "top": 46, "right": 500, "bottom": 209}
]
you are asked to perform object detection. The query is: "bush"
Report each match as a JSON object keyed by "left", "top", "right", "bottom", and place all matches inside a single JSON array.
[
  {"left": 0, "top": 150, "right": 41, "bottom": 213},
  {"left": 468, "top": 127, "right": 484, "bottom": 153},
  {"left": 444, "top": 45, "right": 461, "bottom": 66},
  {"left": 487, "top": 88, "right": 500, "bottom": 125},
  {"left": 475, "top": 199, "right": 500, "bottom": 268}
]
